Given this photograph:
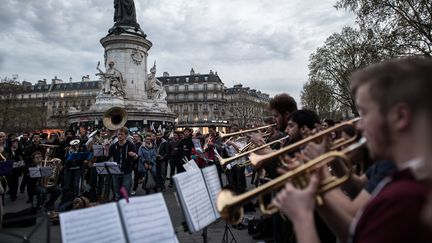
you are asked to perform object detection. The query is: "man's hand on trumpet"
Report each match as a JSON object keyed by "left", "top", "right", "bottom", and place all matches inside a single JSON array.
[
  {"left": 302, "top": 139, "right": 328, "bottom": 161},
  {"left": 273, "top": 172, "right": 320, "bottom": 222},
  {"left": 272, "top": 172, "right": 322, "bottom": 243}
]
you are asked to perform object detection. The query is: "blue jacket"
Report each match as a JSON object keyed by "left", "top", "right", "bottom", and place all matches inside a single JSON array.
[{"left": 138, "top": 144, "right": 156, "bottom": 173}]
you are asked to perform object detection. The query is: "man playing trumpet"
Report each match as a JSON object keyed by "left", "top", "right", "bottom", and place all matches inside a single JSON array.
[{"left": 273, "top": 57, "right": 432, "bottom": 243}]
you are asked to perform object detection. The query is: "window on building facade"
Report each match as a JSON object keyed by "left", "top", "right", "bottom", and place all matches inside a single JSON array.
[
  {"left": 186, "top": 77, "right": 189, "bottom": 82},
  {"left": 175, "top": 85, "right": 179, "bottom": 92},
  {"left": 204, "top": 84, "right": 207, "bottom": 90},
  {"left": 176, "top": 78, "right": 180, "bottom": 83}
]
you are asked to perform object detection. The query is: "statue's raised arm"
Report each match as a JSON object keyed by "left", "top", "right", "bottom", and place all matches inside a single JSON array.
[{"left": 96, "top": 61, "right": 105, "bottom": 76}]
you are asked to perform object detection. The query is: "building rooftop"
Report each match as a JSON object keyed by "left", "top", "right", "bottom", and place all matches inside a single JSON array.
[
  {"left": 225, "top": 84, "right": 270, "bottom": 100},
  {"left": 158, "top": 73, "right": 222, "bottom": 85},
  {"left": 22, "top": 80, "right": 102, "bottom": 93}
]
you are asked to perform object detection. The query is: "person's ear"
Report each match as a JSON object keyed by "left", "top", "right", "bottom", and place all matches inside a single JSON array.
[
  {"left": 300, "top": 126, "right": 311, "bottom": 137},
  {"left": 387, "top": 103, "right": 412, "bottom": 132}
]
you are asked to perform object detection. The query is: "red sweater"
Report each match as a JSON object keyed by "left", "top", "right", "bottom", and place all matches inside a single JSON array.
[{"left": 352, "top": 169, "right": 432, "bottom": 243}]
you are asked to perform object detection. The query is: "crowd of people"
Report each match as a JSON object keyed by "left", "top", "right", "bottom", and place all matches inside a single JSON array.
[
  {"left": 1, "top": 56, "right": 432, "bottom": 243},
  {"left": 0, "top": 123, "right": 233, "bottom": 225}
]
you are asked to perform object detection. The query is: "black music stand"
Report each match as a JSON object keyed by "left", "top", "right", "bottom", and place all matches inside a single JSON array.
[
  {"left": 221, "top": 223, "right": 237, "bottom": 243},
  {"left": 94, "top": 162, "right": 122, "bottom": 175}
]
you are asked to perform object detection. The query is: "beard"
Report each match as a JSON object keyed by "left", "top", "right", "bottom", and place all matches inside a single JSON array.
[{"left": 367, "top": 119, "right": 393, "bottom": 161}]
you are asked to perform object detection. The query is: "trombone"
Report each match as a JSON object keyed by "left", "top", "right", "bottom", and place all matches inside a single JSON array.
[
  {"left": 249, "top": 117, "right": 361, "bottom": 169},
  {"left": 216, "top": 138, "right": 367, "bottom": 224},
  {"left": 220, "top": 124, "right": 275, "bottom": 139},
  {"left": 219, "top": 135, "right": 289, "bottom": 167}
]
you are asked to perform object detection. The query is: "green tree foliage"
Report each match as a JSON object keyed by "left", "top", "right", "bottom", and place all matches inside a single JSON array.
[
  {"left": 335, "top": 0, "right": 432, "bottom": 56},
  {"left": 301, "top": 79, "right": 340, "bottom": 119},
  {"left": 306, "top": 27, "right": 395, "bottom": 116}
]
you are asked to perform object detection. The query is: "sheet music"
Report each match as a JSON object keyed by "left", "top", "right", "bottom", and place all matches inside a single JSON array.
[
  {"left": 192, "top": 139, "right": 204, "bottom": 154},
  {"left": 182, "top": 159, "right": 199, "bottom": 172},
  {"left": 202, "top": 165, "right": 222, "bottom": 218},
  {"left": 118, "top": 194, "right": 177, "bottom": 243},
  {"left": 60, "top": 203, "right": 126, "bottom": 243},
  {"left": 173, "top": 170, "right": 216, "bottom": 232},
  {"left": 40, "top": 167, "right": 53, "bottom": 177},
  {"left": 94, "top": 162, "right": 122, "bottom": 175},
  {"left": 29, "top": 167, "right": 41, "bottom": 178}
]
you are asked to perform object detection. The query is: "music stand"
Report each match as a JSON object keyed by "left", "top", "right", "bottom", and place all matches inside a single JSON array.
[
  {"left": 94, "top": 162, "right": 122, "bottom": 175},
  {"left": 29, "top": 167, "right": 54, "bottom": 178},
  {"left": 221, "top": 223, "right": 238, "bottom": 243}
]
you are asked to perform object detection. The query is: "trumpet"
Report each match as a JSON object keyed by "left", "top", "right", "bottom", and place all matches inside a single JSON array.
[
  {"left": 219, "top": 135, "right": 289, "bottom": 167},
  {"left": 217, "top": 138, "right": 367, "bottom": 224},
  {"left": 220, "top": 124, "right": 275, "bottom": 139},
  {"left": 249, "top": 117, "right": 361, "bottom": 169}
]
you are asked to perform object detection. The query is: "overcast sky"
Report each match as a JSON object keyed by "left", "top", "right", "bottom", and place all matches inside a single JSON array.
[{"left": 0, "top": 0, "right": 355, "bottom": 102}]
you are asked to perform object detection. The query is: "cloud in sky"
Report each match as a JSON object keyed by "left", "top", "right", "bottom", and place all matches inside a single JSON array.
[{"left": 0, "top": 0, "right": 355, "bottom": 102}]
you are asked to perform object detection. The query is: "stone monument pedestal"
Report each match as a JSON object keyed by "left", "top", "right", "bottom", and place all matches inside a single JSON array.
[{"left": 68, "top": 24, "right": 175, "bottom": 132}]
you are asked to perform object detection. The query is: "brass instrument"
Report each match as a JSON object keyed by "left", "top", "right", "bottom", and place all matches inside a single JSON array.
[
  {"left": 329, "top": 134, "right": 358, "bottom": 151},
  {"left": 43, "top": 158, "right": 62, "bottom": 188},
  {"left": 67, "top": 139, "right": 81, "bottom": 153},
  {"left": 220, "top": 124, "right": 276, "bottom": 139},
  {"left": 103, "top": 106, "right": 128, "bottom": 130},
  {"left": 237, "top": 132, "right": 272, "bottom": 154},
  {"left": 249, "top": 118, "right": 361, "bottom": 169},
  {"left": 40, "top": 144, "right": 61, "bottom": 188},
  {"left": 217, "top": 138, "right": 367, "bottom": 224},
  {"left": 219, "top": 135, "right": 289, "bottom": 167}
]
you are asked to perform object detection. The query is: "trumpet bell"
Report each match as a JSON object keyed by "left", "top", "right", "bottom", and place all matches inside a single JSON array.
[
  {"left": 217, "top": 190, "right": 244, "bottom": 225},
  {"left": 70, "top": 139, "right": 80, "bottom": 146},
  {"left": 103, "top": 107, "right": 128, "bottom": 130}
]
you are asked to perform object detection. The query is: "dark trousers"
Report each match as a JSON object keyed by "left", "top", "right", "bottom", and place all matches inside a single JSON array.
[
  {"left": 176, "top": 159, "right": 185, "bottom": 174},
  {"left": 132, "top": 170, "right": 143, "bottom": 191},
  {"left": 168, "top": 159, "right": 178, "bottom": 185},
  {"left": 6, "top": 168, "right": 22, "bottom": 199},
  {"left": 225, "top": 165, "right": 246, "bottom": 194},
  {"left": 156, "top": 160, "right": 166, "bottom": 190},
  {"left": 34, "top": 185, "right": 62, "bottom": 208},
  {"left": 20, "top": 168, "right": 29, "bottom": 193},
  {"left": 63, "top": 168, "right": 82, "bottom": 196},
  {"left": 87, "top": 167, "right": 98, "bottom": 201}
]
